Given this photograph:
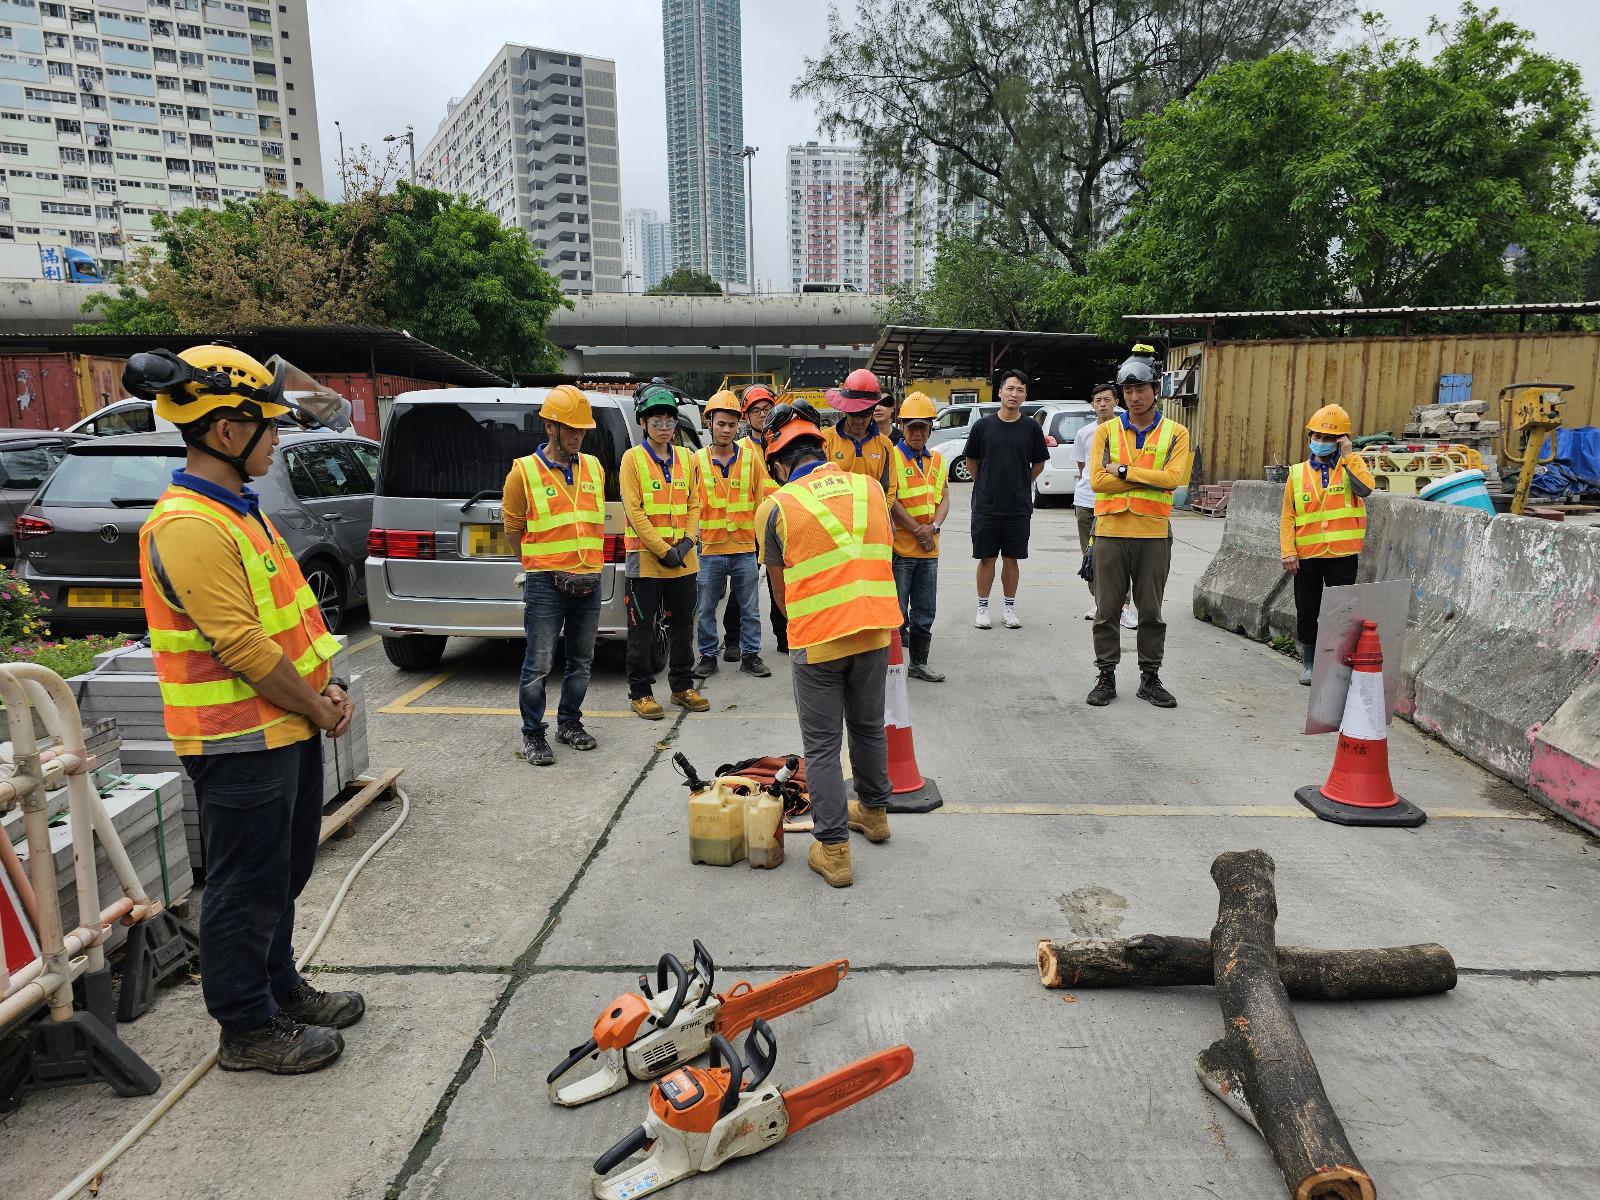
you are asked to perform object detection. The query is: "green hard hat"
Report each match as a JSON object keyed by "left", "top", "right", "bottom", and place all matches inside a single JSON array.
[{"left": 635, "top": 386, "right": 680, "bottom": 421}]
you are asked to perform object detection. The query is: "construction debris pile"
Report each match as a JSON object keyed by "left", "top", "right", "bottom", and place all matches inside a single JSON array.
[{"left": 1400, "top": 398, "right": 1503, "bottom": 487}]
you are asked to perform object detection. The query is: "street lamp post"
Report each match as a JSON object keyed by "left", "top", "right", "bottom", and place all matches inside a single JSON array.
[
  {"left": 621, "top": 269, "right": 636, "bottom": 295},
  {"left": 383, "top": 124, "right": 416, "bottom": 183},
  {"left": 333, "top": 118, "right": 346, "bottom": 192},
  {"left": 739, "top": 144, "right": 758, "bottom": 372}
]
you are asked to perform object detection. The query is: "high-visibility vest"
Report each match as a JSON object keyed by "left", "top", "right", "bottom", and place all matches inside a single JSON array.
[
  {"left": 695, "top": 444, "right": 759, "bottom": 545},
  {"left": 515, "top": 451, "right": 604, "bottom": 573},
  {"left": 891, "top": 444, "right": 947, "bottom": 557},
  {"left": 772, "top": 465, "right": 901, "bottom": 650},
  {"left": 623, "top": 444, "right": 692, "bottom": 554},
  {"left": 138, "top": 486, "right": 341, "bottom": 752},
  {"left": 1094, "top": 418, "right": 1180, "bottom": 519},
  {"left": 1291, "top": 459, "right": 1366, "bottom": 557}
]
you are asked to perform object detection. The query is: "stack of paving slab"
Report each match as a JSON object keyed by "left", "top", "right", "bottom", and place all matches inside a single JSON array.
[{"left": 1402, "top": 400, "right": 1503, "bottom": 488}]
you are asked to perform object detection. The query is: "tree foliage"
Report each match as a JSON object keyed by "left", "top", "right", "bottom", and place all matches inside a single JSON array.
[
  {"left": 1076, "top": 5, "right": 1599, "bottom": 337},
  {"left": 794, "top": 0, "right": 1348, "bottom": 268},
  {"left": 876, "top": 235, "right": 1065, "bottom": 330},
  {"left": 645, "top": 267, "right": 723, "bottom": 295}
]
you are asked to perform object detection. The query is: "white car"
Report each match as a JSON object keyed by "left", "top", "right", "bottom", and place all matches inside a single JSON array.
[{"left": 1031, "top": 403, "right": 1098, "bottom": 507}]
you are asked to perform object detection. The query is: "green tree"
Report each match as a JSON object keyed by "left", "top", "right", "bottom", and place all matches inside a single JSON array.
[
  {"left": 877, "top": 235, "right": 1065, "bottom": 330},
  {"left": 645, "top": 267, "right": 723, "bottom": 295}
]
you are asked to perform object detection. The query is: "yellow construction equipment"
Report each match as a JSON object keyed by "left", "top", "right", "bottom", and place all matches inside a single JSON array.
[{"left": 1499, "top": 382, "right": 1571, "bottom": 516}]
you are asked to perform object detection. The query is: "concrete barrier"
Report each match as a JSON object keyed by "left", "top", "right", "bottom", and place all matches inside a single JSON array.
[
  {"left": 1192, "top": 481, "right": 1291, "bottom": 640},
  {"left": 1529, "top": 677, "right": 1600, "bottom": 836},
  {"left": 1411, "top": 515, "right": 1600, "bottom": 787}
]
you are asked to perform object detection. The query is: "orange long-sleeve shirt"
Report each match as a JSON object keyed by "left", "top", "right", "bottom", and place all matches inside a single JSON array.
[
  {"left": 1279, "top": 454, "right": 1376, "bottom": 559},
  {"left": 1088, "top": 417, "right": 1194, "bottom": 538}
]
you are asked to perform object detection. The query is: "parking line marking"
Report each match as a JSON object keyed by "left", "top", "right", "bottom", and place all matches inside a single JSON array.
[
  {"left": 379, "top": 667, "right": 460, "bottom": 713},
  {"left": 381, "top": 700, "right": 796, "bottom": 720},
  {"left": 346, "top": 634, "right": 382, "bottom": 655},
  {"left": 937, "top": 803, "right": 1540, "bottom": 819}
]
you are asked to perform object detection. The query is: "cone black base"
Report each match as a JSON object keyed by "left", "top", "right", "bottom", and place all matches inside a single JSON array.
[
  {"left": 848, "top": 777, "right": 943, "bottom": 814},
  {"left": 1295, "top": 784, "right": 1427, "bottom": 827}
]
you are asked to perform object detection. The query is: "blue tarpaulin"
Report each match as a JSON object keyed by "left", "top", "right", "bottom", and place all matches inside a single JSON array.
[{"left": 1531, "top": 427, "right": 1600, "bottom": 498}]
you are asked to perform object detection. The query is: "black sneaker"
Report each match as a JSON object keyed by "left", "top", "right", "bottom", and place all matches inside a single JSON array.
[
  {"left": 907, "top": 663, "right": 945, "bottom": 683},
  {"left": 278, "top": 979, "right": 366, "bottom": 1029},
  {"left": 740, "top": 653, "right": 772, "bottom": 677},
  {"left": 556, "top": 721, "right": 597, "bottom": 751},
  {"left": 1086, "top": 670, "right": 1117, "bottom": 706},
  {"left": 523, "top": 733, "right": 555, "bottom": 766},
  {"left": 694, "top": 654, "right": 720, "bottom": 677},
  {"left": 722, "top": 643, "right": 740, "bottom": 663},
  {"left": 218, "top": 1011, "right": 343, "bottom": 1075},
  {"left": 1137, "top": 672, "right": 1178, "bottom": 708}
]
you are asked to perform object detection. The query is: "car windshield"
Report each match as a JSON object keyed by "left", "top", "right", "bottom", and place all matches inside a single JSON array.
[
  {"left": 378, "top": 399, "right": 629, "bottom": 502},
  {"left": 1053, "top": 412, "right": 1095, "bottom": 443},
  {"left": 38, "top": 452, "right": 176, "bottom": 508},
  {"left": 0, "top": 443, "right": 70, "bottom": 491}
]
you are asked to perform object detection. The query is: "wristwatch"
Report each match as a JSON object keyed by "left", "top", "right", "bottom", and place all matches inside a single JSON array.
[
  {"left": 326, "top": 676, "right": 350, "bottom": 693},
  {"left": 1117, "top": 464, "right": 1129, "bottom": 480}
]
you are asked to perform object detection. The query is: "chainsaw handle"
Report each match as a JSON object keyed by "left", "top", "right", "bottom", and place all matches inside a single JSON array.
[
  {"left": 742, "top": 1019, "right": 777, "bottom": 1091},
  {"left": 707, "top": 1033, "right": 744, "bottom": 1116},
  {"left": 656, "top": 953, "right": 691, "bottom": 1027},
  {"left": 593, "top": 1124, "right": 651, "bottom": 1176},
  {"left": 547, "top": 1036, "right": 599, "bottom": 1086},
  {"left": 692, "top": 939, "right": 715, "bottom": 1007}
]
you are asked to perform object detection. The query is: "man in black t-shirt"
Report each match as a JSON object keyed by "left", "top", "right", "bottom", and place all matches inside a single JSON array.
[{"left": 965, "top": 369, "right": 1049, "bottom": 629}]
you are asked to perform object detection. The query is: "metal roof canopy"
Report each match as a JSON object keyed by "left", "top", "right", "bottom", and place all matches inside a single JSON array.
[
  {"left": 1127, "top": 300, "right": 1600, "bottom": 334},
  {"left": 868, "top": 325, "right": 1124, "bottom": 395},
  {"left": 0, "top": 324, "right": 507, "bottom": 387}
]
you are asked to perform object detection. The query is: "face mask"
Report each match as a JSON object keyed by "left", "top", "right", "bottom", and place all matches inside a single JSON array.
[{"left": 1309, "top": 438, "right": 1338, "bottom": 457}]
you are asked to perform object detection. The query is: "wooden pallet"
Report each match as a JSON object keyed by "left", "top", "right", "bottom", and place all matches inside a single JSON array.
[{"left": 319, "top": 768, "right": 404, "bottom": 846}]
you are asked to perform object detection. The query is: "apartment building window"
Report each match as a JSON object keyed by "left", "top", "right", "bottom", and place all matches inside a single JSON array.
[
  {"left": 88, "top": 149, "right": 111, "bottom": 165},
  {"left": 179, "top": 50, "right": 202, "bottom": 65},
  {"left": 151, "top": 20, "right": 172, "bottom": 37},
  {"left": 92, "top": 178, "right": 116, "bottom": 193},
  {"left": 42, "top": 201, "right": 92, "bottom": 217},
  {"left": 0, "top": 142, "right": 27, "bottom": 158},
  {"left": 177, "top": 23, "right": 200, "bottom": 38}
]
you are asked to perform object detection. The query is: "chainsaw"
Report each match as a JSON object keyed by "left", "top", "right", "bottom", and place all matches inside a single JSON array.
[
  {"left": 547, "top": 940, "right": 849, "bottom": 1107},
  {"left": 591, "top": 1018, "right": 913, "bottom": 1199}
]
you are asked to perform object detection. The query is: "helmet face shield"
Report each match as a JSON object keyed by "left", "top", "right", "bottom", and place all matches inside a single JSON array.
[{"left": 264, "top": 356, "right": 352, "bottom": 431}]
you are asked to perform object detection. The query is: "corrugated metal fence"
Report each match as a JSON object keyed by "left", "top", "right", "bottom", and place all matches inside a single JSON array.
[{"left": 1184, "top": 332, "right": 1600, "bottom": 483}]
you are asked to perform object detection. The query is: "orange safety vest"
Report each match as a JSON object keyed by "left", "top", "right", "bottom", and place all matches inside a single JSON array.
[
  {"left": 1291, "top": 459, "right": 1366, "bottom": 558},
  {"left": 138, "top": 486, "right": 341, "bottom": 753},
  {"left": 1094, "top": 418, "right": 1179, "bottom": 519},
  {"left": 772, "top": 464, "right": 901, "bottom": 650},
  {"left": 891, "top": 444, "right": 947, "bottom": 558},
  {"left": 695, "top": 443, "right": 760, "bottom": 548},
  {"left": 623, "top": 443, "right": 693, "bottom": 554},
  {"left": 515, "top": 451, "right": 604, "bottom": 572}
]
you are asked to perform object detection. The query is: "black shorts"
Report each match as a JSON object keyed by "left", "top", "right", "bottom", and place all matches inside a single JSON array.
[{"left": 971, "top": 512, "right": 1032, "bottom": 560}]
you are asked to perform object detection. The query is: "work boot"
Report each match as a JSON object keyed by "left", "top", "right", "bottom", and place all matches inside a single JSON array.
[
  {"left": 846, "top": 800, "right": 890, "bottom": 844},
  {"left": 671, "top": 688, "right": 710, "bottom": 712},
  {"left": 722, "top": 643, "right": 740, "bottom": 663},
  {"left": 807, "top": 840, "right": 852, "bottom": 888},
  {"left": 631, "top": 695, "right": 665, "bottom": 721},
  {"left": 1137, "top": 672, "right": 1178, "bottom": 708},
  {"left": 556, "top": 721, "right": 597, "bottom": 751},
  {"left": 1297, "top": 642, "right": 1315, "bottom": 686},
  {"left": 218, "top": 1011, "right": 343, "bottom": 1075},
  {"left": 693, "top": 654, "right": 720, "bottom": 678},
  {"left": 523, "top": 732, "right": 555, "bottom": 766},
  {"left": 1086, "top": 670, "right": 1117, "bottom": 707},
  {"left": 278, "top": 980, "right": 366, "bottom": 1029},
  {"left": 908, "top": 662, "right": 945, "bottom": 683},
  {"left": 740, "top": 653, "right": 771, "bottom": 678}
]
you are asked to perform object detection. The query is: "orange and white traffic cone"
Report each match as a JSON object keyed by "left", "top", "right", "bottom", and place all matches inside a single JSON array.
[
  {"left": 1295, "top": 620, "right": 1426, "bottom": 827},
  {"left": 876, "top": 630, "right": 942, "bottom": 813}
]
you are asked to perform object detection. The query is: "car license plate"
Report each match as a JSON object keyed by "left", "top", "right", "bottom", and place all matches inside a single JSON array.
[
  {"left": 462, "top": 524, "right": 513, "bottom": 558},
  {"left": 67, "top": 588, "right": 142, "bottom": 610}
]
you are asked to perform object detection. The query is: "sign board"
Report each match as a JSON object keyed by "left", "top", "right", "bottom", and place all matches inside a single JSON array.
[
  {"left": 1305, "top": 578, "right": 1411, "bottom": 735},
  {"left": 2, "top": 860, "right": 39, "bottom": 976},
  {"left": 38, "top": 244, "right": 63, "bottom": 282}
]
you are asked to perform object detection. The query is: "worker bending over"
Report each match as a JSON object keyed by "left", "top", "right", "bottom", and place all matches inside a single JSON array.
[
  {"left": 888, "top": 392, "right": 951, "bottom": 682},
  {"left": 756, "top": 401, "right": 903, "bottom": 889},
  {"left": 622, "top": 386, "right": 709, "bottom": 719},
  {"left": 822, "top": 368, "right": 899, "bottom": 508},
  {"left": 696, "top": 390, "right": 772, "bottom": 679},
  {"left": 131, "top": 346, "right": 361, "bottom": 1075},
  {"left": 1281, "top": 404, "right": 1374, "bottom": 684},
  {"left": 503, "top": 385, "right": 606, "bottom": 765}
]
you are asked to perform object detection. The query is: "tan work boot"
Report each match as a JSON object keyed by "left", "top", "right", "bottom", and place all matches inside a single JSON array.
[
  {"left": 631, "top": 696, "right": 665, "bottom": 721},
  {"left": 808, "top": 840, "right": 852, "bottom": 888},
  {"left": 671, "top": 688, "right": 710, "bottom": 712},
  {"left": 847, "top": 800, "right": 890, "bottom": 844}
]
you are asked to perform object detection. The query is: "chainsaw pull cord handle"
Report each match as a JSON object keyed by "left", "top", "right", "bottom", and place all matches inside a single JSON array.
[
  {"left": 692, "top": 938, "right": 716, "bottom": 1008},
  {"left": 707, "top": 1033, "right": 745, "bottom": 1117},
  {"left": 655, "top": 953, "right": 691, "bottom": 1027},
  {"left": 593, "top": 1122, "right": 653, "bottom": 1177},
  {"left": 742, "top": 1019, "right": 777, "bottom": 1092}
]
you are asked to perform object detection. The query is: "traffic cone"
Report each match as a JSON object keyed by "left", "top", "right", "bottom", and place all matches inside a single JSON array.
[
  {"left": 1295, "top": 620, "right": 1426, "bottom": 827},
  {"left": 851, "top": 630, "right": 942, "bottom": 813}
]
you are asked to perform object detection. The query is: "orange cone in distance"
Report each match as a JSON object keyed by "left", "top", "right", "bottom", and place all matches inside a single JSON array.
[{"left": 853, "top": 630, "right": 942, "bottom": 814}]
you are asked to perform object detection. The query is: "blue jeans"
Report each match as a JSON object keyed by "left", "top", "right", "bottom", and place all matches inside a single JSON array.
[
  {"left": 893, "top": 554, "right": 939, "bottom": 665},
  {"left": 697, "top": 552, "right": 760, "bottom": 657},
  {"left": 520, "top": 571, "right": 603, "bottom": 736}
]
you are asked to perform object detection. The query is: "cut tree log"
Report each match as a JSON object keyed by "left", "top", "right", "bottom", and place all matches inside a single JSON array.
[
  {"left": 1037, "top": 934, "right": 1455, "bottom": 1000},
  {"left": 1201, "top": 850, "right": 1376, "bottom": 1200}
]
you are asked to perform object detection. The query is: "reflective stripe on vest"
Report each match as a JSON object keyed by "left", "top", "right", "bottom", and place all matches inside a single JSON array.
[
  {"left": 624, "top": 445, "right": 692, "bottom": 553},
  {"left": 517, "top": 452, "right": 604, "bottom": 572},
  {"left": 695, "top": 445, "right": 758, "bottom": 538},
  {"left": 773, "top": 466, "right": 901, "bottom": 649},
  {"left": 892, "top": 445, "right": 947, "bottom": 520},
  {"left": 1094, "top": 418, "right": 1179, "bottom": 519},
  {"left": 1291, "top": 460, "right": 1366, "bottom": 557},
  {"left": 138, "top": 487, "right": 340, "bottom": 750}
]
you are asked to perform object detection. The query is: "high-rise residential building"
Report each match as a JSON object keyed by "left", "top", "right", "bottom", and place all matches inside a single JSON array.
[
  {"left": 0, "top": 0, "right": 323, "bottom": 280},
  {"left": 417, "top": 43, "right": 623, "bottom": 294},
  {"left": 623, "top": 205, "right": 670, "bottom": 290},
  {"left": 662, "top": 0, "right": 746, "bottom": 288}
]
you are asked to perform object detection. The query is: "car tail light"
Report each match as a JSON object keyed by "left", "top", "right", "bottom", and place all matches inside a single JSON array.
[
  {"left": 603, "top": 533, "right": 625, "bottom": 563},
  {"left": 1044, "top": 434, "right": 1058, "bottom": 448},
  {"left": 13, "top": 514, "right": 54, "bottom": 541},
  {"left": 368, "top": 529, "right": 435, "bottom": 559}
]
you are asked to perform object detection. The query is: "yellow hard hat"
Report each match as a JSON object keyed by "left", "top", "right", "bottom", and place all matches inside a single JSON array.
[
  {"left": 125, "top": 345, "right": 290, "bottom": 426},
  {"left": 541, "top": 384, "right": 595, "bottom": 430},
  {"left": 703, "top": 390, "right": 742, "bottom": 417},
  {"left": 1306, "top": 404, "right": 1351, "bottom": 436},
  {"left": 899, "top": 392, "right": 937, "bottom": 422}
]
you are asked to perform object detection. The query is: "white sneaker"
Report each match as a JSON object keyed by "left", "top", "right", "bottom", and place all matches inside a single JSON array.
[
  {"left": 1002, "top": 606, "right": 1022, "bottom": 629},
  {"left": 1083, "top": 607, "right": 1095, "bottom": 621},
  {"left": 974, "top": 606, "right": 992, "bottom": 630},
  {"left": 1120, "top": 604, "right": 1138, "bottom": 629}
]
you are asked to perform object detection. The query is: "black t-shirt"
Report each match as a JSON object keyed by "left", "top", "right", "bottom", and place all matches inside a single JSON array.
[{"left": 965, "top": 412, "right": 1049, "bottom": 516}]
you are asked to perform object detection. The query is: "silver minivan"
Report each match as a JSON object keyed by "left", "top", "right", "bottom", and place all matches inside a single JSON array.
[{"left": 366, "top": 387, "right": 701, "bottom": 671}]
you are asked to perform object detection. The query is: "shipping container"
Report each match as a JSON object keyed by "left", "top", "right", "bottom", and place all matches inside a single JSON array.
[{"left": 0, "top": 353, "right": 90, "bottom": 430}]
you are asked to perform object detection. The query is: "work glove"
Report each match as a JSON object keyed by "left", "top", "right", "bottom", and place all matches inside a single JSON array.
[{"left": 660, "top": 538, "right": 694, "bottom": 569}]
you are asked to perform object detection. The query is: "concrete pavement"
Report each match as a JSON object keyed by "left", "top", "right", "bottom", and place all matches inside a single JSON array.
[{"left": 4, "top": 503, "right": 1596, "bottom": 1200}]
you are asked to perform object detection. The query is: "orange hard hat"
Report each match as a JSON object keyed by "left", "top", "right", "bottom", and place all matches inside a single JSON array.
[
  {"left": 898, "top": 392, "right": 937, "bottom": 421},
  {"left": 741, "top": 383, "right": 776, "bottom": 412},
  {"left": 1306, "top": 404, "right": 1351, "bottom": 436},
  {"left": 541, "top": 384, "right": 595, "bottom": 430},
  {"left": 704, "top": 390, "right": 742, "bottom": 417},
  {"left": 826, "top": 368, "right": 881, "bottom": 414}
]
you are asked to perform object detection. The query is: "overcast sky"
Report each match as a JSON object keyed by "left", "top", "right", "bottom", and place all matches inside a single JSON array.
[{"left": 307, "top": 1, "right": 1599, "bottom": 288}]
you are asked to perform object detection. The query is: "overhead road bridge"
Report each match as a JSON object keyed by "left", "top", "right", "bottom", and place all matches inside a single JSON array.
[{"left": 868, "top": 324, "right": 1123, "bottom": 401}]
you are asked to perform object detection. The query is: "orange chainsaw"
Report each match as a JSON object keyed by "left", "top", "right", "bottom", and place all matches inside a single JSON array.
[
  {"left": 547, "top": 940, "right": 849, "bottom": 1107},
  {"left": 591, "top": 1018, "right": 913, "bottom": 1199}
]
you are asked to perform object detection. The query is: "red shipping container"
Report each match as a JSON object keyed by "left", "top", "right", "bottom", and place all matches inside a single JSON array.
[{"left": 0, "top": 354, "right": 87, "bottom": 431}]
